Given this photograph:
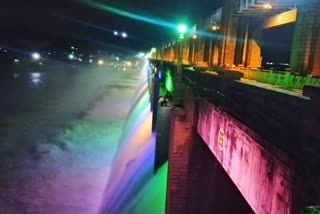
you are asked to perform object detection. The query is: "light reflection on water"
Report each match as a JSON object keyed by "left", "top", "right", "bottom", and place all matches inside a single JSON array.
[
  {"left": 30, "top": 72, "right": 42, "bottom": 86},
  {"left": 0, "top": 67, "right": 76, "bottom": 120},
  {"left": 12, "top": 73, "right": 20, "bottom": 79},
  {"left": 8, "top": 71, "right": 46, "bottom": 88}
]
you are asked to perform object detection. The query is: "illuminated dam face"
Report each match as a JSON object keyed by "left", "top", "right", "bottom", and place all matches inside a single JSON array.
[{"left": 99, "top": 61, "right": 166, "bottom": 213}]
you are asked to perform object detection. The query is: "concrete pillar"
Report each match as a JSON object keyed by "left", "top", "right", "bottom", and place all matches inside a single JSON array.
[
  {"left": 169, "top": 44, "right": 174, "bottom": 61},
  {"left": 156, "top": 51, "right": 160, "bottom": 60},
  {"left": 290, "top": 0, "right": 320, "bottom": 75},
  {"left": 165, "top": 46, "right": 167, "bottom": 61},
  {"left": 193, "top": 38, "right": 197, "bottom": 63},
  {"left": 174, "top": 41, "right": 178, "bottom": 62},
  {"left": 203, "top": 36, "right": 211, "bottom": 64},
  {"left": 220, "top": 0, "right": 238, "bottom": 66},
  {"left": 154, "top": 105, "right": 171, "bottom": 172},
  {"left": 231, "top": 16, "right": 263, "bottom": 69},
  {"left": 166, "top": 110, "right": 192, "bottom": 213},
  {"left": 188, "top": 39, "right": 192, "bottom": 63},
  {"left": 312, "top": 26, "right": 320, "bottom": 76},
  {"left": 166, "top": 109, "right": 253, "bottom": 213},
  {"left": 242, "top": 20, "right": 249, "bottom": 66},
  {"left": 234, "top": 17, "right": 249, "bottom": 66},
  {"left": 182, "top": 39, "right": 190, "bottom": 63},
  {"left": 212, "top": 45, "right": 219, "bottom": 65},
  {"left": 208, "top": 37, "right": 213, "bottom": 65},
  {"left": 247, "top": 38, "right": 262, "bottom": 68},
  {"left": 161, "top": 46, "right": 164, "bottom": 61},
  {"left": 196, "top": 36, "right": 205, "bottom": 63}
]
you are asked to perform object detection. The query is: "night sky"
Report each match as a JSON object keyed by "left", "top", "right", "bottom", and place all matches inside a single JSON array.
[
  {"left": 261, "top": 23, "right": 294, "bottom": 65},
  {"left": 1, "top": 0, "right": 222, "bottom": 52}
]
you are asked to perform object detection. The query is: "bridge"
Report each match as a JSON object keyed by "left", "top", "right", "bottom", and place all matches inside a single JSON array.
[
  {"left": 149, "top": 61, "right": 319, "bottom": 213},
  {"left": 92, "top": 1, "right": 320, "bottom": 213},
  {"left": 154, "top": 0, "right": 320, "bottom": 77},
  {"left": 149, "top": 0, "right": 320, "bottom": 213}
]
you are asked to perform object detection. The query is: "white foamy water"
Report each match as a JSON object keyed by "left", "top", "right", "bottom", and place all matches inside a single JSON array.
[{"left": 0, "top": 62, "right": 146, "bottom": 213}]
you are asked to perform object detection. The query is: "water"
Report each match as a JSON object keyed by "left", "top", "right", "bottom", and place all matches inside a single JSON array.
[
  {"left": 98, "top": 62, "right": 167, "bottom": 214},
  {"left": 0, "top": 62, "right": 146, "bottom": 213}
]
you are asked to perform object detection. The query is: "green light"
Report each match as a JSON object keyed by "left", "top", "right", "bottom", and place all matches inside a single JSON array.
[
  {"left": 78, "top": 0, "right": 175, "bottom": 29},
  {"left": 178, "top": 24, "right": 186, "bottom": 33},
  {"left": 165, "top": 71, "right": 174, "bottom": 93},
  {"left": 131, "top": 162, "right": 168, "bottom": 213},
  {"left": 179, "top": 33, "right": 184, "bottom": 39}
]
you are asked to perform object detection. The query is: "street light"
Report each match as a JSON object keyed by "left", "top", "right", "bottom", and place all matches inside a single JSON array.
[
  {"left": 211, "top": 25, "right": 220, "bottom": 31},
  {"left": 178, "top": 24, "right": 187, "bottom": 33},
  {"left": 113, "top": 31, "right": 119, "bottom": 36},
  {"left": 32, "top": 52, "right": 40, "bottom": 60},
  {"left": 277, "top": 15, "right": 282, "bottom": 23},
  {"left": 192, "top": 35, "right": 197, "bottom": 39},
  {"left": 69, "top": 54, "right": 74, "bottom": 60},
  {"left": 121, "top": 32, "right": 128, "bottom": 38},
  {"left": 263, "top": 3, "right": 272, "bottom": 9},
  {"left": 138, "top": 52, "right": 145, "bottom": 57},
  {"left": 176, "top": 24, "right": 187, "bottom": 96},
  {"left": 98, "top": 59, "right": 105, "bottom": 65}
]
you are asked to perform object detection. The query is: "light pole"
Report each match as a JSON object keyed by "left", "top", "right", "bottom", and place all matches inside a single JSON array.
[
  {"left": 31, "top": 52, "right": 41, "bottom": 61},
  {"left": 121, "top": 32, "right": 128, "bottom": 38},
  {"left": 177, "top": 24, "right": 186, "bottom": 82},
  {"left": 172, "top": 24, "right": 187, "bottom": 107}
]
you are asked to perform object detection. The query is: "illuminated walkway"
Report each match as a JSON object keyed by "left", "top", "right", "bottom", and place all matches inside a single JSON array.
[{"left": 240, "top": 78, "right": 303, "bottom": 94}]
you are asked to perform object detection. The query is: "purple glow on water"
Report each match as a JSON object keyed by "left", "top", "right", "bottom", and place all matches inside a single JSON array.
[{"left": 99, "top": 61, "right": 158, "bottom": 213}]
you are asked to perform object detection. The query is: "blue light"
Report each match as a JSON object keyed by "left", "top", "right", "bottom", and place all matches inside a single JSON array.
[{"left": 122, "top": 32, "right": 128, "bottom": 38}]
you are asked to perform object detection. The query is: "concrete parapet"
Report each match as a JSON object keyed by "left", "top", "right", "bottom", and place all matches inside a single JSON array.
[{"left": 182, "top": 69, "right": 320, "bottom": 212}]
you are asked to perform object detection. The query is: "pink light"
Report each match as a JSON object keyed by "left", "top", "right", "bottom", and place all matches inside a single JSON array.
[{"left": 196, "top": 100, "right": 294, "bottom": 213}]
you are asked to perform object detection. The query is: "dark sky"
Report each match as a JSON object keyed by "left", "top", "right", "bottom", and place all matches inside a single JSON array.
[
  {"left": 1, "top": 0, "right": 222, "bottom": 52},
  {"left": 261, "top": 23, "right": 294, "bottom": 64}
]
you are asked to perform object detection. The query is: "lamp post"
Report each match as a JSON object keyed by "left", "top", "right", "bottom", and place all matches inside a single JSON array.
[
  {"left": 177, "top": 24, "right": 186, "bottom": 82},
  {"left": 121, "top": 32, "right": 128, "bottom": 38},
  {"left": 31, "top": 52, "right": 41, "bottom": 61},
  {"left": 172, "top": 24, "right": 187, "bottom": 107}
]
